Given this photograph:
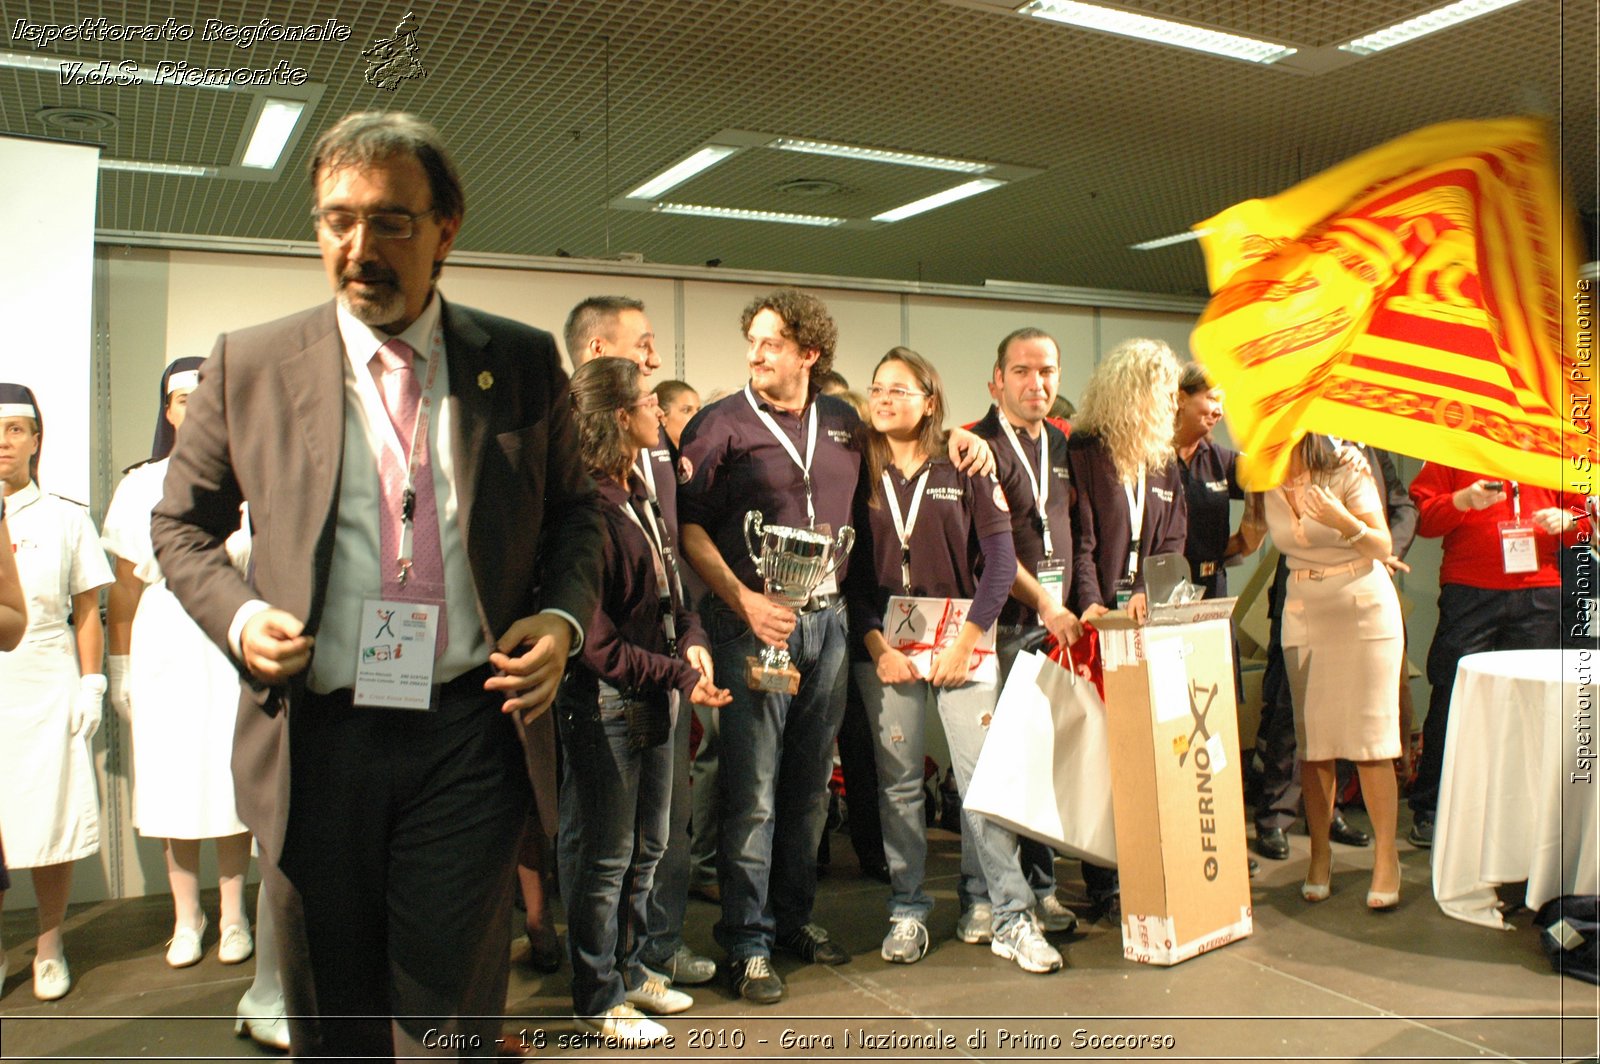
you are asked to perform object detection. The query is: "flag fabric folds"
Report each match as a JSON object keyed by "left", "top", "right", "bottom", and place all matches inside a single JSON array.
[{"left": 1191, "top": 117, "right": 1589, "bottom": 492}]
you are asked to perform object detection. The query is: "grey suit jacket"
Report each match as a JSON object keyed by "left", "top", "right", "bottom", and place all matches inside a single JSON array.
[{"left": 152, "top": 299, "right": 603, "bottom": 856}]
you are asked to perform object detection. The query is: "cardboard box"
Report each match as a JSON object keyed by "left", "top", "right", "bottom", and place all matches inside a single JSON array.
[{"left": 1095, "top": 604, "right": 1253, "bottom": 966}]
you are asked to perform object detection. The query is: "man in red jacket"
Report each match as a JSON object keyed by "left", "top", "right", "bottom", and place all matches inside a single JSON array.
[{"left": 1406, "top": 464, "right": 1588, "bottom": 846}]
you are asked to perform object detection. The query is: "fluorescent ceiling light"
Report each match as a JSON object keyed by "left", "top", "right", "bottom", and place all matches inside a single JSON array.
[
  {"left": 240, "top": 98, "right": 305, "bottom": 169},
  {"left": 0, "top": 49, "right": 61, "bottom": 74},
  {"left": 1339, "top": 0, "right": 1525, "bottom": 56},
  {"left": 626, "top": 146, "right": 740, "bottom": 200},
  {"left": 771, "top": 137, "right": 992, "bottom": 174},
  {"left": 1018, "top": 0, "right": 1296, "bottom": 64},
  {"left": 872, "top": 178, "right": 1004, "bottom": 223},
  {"left": 1129, "top": 228, "right": 1208, "bottom": 251},
  {"left": 99, "top": 158, "right": 217, "bottom": 177},
  {"left": 654, "top": 202, "right": 846, "bottom": 227}
]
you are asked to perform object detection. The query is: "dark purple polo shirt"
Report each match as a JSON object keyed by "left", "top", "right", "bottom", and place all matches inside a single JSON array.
[
  {"left": 577, "top": 475, "right": 710, "bottom": 699},
  {"left": 846, "top": 456, "right": 1016, "bottom": 642},
  {"left": 1066, "top": 431, "right": 1188, "bottom": 608},
  {"left": 971, "top": 405, "right": 1098, "bottom": 624},
  {"left": 677, "top": 385, "right": 863, "bottom": 592},
  {"left": 1177, "top": 437, "right": 1243, "bottom": 598}
]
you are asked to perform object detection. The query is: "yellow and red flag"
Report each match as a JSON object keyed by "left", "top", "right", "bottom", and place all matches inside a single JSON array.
[{"left": 1191, "top": 117, "right": 1590, "bottom": 492}]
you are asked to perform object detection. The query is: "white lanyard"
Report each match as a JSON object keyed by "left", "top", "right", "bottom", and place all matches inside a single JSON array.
[
  {"left": 396, "top": 327, "right": 443, "bottom": 586},
  {"left": 881, "top": 467, "right": 931, "bottom": 593},
  {"left": 620, "top": 493, "right": 681, "bottom": 649},
  {"left": 745, "top": 384, "right": 818, "bottom": 528},
  {"left": 636, "top": 444, "right": 658, "bottom": 500},
  {"left": 1123, "top": 470, "right": 1147, "bottom": 579},
  {"left": 998, "top": 416, "right": 1053, "bottom": 558},
  {"left": 1511, "top": 481, "right": 1521, "bottom": 521}
]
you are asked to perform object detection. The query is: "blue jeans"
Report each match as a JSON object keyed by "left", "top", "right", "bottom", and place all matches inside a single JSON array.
[
  {"left": 642, "top": 691, "right": 693, "bottom": 968},
  {"left": 707, "top": 598, "right": 848, "bottom": 961},
  {"left": 854, "top": 664, "right": 1032, "bottom": 933},
  {"left": 557, "top": 687, "right": 675, "bottom": 1016}
]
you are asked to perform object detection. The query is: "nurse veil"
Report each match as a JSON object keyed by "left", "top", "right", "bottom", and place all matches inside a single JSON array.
[{"left": 0, "top": 380, "right": 113, "bottom": 1002}]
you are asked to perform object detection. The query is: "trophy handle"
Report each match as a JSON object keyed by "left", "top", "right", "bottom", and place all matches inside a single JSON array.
[
  {"left": 743, "top": 510, "right": 765, "bottom": 566},
  {"left": 822, "top": 525, "right": 855, "bottom": 581}
]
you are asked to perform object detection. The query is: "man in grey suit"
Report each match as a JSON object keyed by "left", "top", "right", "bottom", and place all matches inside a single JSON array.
[{"left": 152, "top": 112, "right": 602, "bottom": 1059}]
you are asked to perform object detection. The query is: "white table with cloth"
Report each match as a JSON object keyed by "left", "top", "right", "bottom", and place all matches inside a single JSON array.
[{"left": 1432, "top": 649, "right": 1599, "bottom": 929}]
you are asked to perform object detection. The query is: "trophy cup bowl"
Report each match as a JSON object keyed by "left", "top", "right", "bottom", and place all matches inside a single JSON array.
[{"left": 743, "top": 511, "right": 854, "bottom": 693}]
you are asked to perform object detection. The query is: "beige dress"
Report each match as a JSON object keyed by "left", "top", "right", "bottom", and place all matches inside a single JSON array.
[{"left": 1264, "top": 454, "right": 1403, "bottom": 762}]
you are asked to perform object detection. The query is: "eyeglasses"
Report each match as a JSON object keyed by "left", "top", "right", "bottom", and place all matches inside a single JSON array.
[
  {"left": 868, "top": 384, "right": 928, "bottom": 402},
  {"left": 312, "top": 208, "right": 437, "bottom": 241},
  {"left": 629, "top": 395, "right": 660, "bottom": 411}
]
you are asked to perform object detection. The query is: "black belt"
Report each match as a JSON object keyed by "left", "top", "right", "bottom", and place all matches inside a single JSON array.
[
  {"left": 311, "top": 661, "right": 494, "bottom": 710},
  {"left": 799, "top": 593, "right": 842, "bottom": 614}
]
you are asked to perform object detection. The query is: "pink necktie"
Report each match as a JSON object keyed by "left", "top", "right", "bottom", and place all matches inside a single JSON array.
[{"left": 371, "top": 338, "right": 447, "bottom": 655}]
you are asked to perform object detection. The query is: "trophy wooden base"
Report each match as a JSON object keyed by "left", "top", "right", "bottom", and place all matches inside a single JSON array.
[{"left": 747, "top": 656, "right": 801, "bottom": 695}]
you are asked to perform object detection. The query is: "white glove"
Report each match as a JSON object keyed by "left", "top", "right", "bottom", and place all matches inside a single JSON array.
[
  {"left": 107, "top": 655, "right": 132, "bottom": 718},
  {"left": 72, "top": 673, "right": 106, "bottom": 742}
]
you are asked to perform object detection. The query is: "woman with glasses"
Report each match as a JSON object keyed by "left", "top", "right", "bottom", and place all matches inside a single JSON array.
[
  {"left": 845, "top": 348, "right": 1061, "bottom": 974},
  {"left": 558, "top": 357, "right": 731, "bottom": 1047}
]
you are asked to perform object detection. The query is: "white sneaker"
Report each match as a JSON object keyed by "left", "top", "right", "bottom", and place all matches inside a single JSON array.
[
  {"left": 218, "top": 923, "right": 254, "bottom": 964},
  {"left": 577, "top": 1003, "right": 670, "bottom": 1047},
  {"left": 33, "top": 956, "right": 71, "bottom": 1001},
  {"left": 166, "top": 917, "right": 207, "bottom": 968},
  {"left": 624, "top": 975, "right": 693, "bottom": 1015},
  {"left": 955, "top": 902, "right": 993, "bottom": 944},
  {"left": 880, "top": 917, "right": 929, "bottom": 964},
  {"left": 1037, "top": 894, "right": 1079, "bottom": 933},
  {"left": 991, "top": 917, "right": 1063, "bottom": 974}
]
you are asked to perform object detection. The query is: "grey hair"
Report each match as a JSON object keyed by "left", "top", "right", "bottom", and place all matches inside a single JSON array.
[{"left": 309, "top": 112, "right": 464, "bottom": 220}]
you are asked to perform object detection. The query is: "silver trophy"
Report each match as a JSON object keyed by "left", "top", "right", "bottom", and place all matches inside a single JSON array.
[{"left": 743, "top": 511, "right": 854, "bottom": 693}]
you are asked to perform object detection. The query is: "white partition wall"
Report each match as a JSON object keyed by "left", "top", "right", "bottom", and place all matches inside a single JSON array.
[{"left": 0, "top": 136, "right": 100, "bottom": 502}]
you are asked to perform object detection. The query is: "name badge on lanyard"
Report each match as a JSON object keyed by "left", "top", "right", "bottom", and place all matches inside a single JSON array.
[
  {"left": 1497, "top": 483, "right": 1538, "bottom": 574},
  {"left": 356, "top": 326, "right": 446, "bottom": 710},
  {"left": 882, "top": 467, "right": 931, "bottom": 594},
  {"left": 1037, "top": 559, "right": 1066, "bottom": 607},
  {"left": 355, "top": 598, "right": 440, "bottom": 710}
]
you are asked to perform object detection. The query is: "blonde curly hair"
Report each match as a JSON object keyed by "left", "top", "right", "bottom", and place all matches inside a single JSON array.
[{"left": 1075, "top": 338, "right": 1182, "bottom": 484}]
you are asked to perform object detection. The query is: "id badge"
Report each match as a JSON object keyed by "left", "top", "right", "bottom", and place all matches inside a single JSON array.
[
  {"left": 814, "top": 570, "right": 839, "bottom": 598},
  {"left": 1498, "top": 521, "right": 1538, "bottom": 574},
  {"left": 1036, "top": 559, "right": 1066, "bottom": 608},
  {"left": 1115, "top": 577, "right": 1135, "bottom": 610},
  {"left": 354, "top": 597, "right": 440, "bottom": 710}
]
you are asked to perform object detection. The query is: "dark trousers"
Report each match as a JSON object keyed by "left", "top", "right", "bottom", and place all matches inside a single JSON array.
[
  {"left": 836, "top": 668, "right": 886, "bottom": 869},
  {"left": 1409, "top": 583, "right": 1562, "bottom": 819},
  {"left": 1255, "top": 558, "right": 1302, "bottom": 833},
  {"left": 269, "top": 673, "right": 530, "bottom": 1061},
  {"left": 642, "top": 691, "right": 693, "bottom": 967}
]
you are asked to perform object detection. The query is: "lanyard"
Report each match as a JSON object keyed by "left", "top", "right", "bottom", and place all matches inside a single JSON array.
[
  {"left": 396, "top": 327, "right": 443, "bottom": 586},
  {"left": 620, "top": 493, "right": 681, "bottom": 650},
  {"left": 745, "top": 384, "right": 818, "bottom": 528},
  {"left": 1123, "top": 471, "right": 1147, "bottom": 579},
  {"left": 998, "top": 416, "right": 1053, "bottom": 558},
  {"left": 1511, "top": 481, "right": 1521, "bottom": 521},
  {"left": 636, "top": 444, "right": 658, "bottom": 500},
  {"left": 881, "top": 467, "right": 932, "bottom": 593}
]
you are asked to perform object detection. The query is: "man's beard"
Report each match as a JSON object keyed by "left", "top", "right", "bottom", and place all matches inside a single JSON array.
[{"left": 337, "top": 271, "right": 407, "bottom": 328}]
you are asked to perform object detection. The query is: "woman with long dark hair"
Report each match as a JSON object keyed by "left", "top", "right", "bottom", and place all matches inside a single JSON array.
[
  {"left": 1265, "top": 434, "right": 1403, "bottom": 908},
  {"left": 558, "top": 357, "right": 730, "bottom": 1046},
  {"left": 845, "top": 348, "right": 1059, "bottom": 973}
]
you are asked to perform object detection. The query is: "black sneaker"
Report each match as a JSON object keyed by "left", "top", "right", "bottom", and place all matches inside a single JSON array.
[
  {"left": 776, "top": 922, "right": 850, "bottom": 965},
  {"left": 731, "top": 955, "right": 784, "bottom": 1005},
  {"left": 1408, "top": 817, "right": 1435, "bottom": 848}
]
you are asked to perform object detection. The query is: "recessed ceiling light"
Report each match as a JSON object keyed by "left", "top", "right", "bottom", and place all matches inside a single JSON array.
[
  {"left": 1129, "top": 229, "right": 1208, "bottom": 251},
  {"left": 654, "top": 202, "right": 846, "bottom": 227},
  {"left": 240, "top": 98, "right": 306, "bottom": 169},
  {"left": 626, "top": 146, "right": 741, "bottom": 200},
  {"left": 99, "top": 159, "right": 217, "bottom": 177},
  {"left": 771, "top": 137, "right": 992, "bottom": 174},
  {"left": 1339, "top": 0, "right": 1525, "bottom": 56},
  {"left": 872, "top": 178, "right": 1005, "bottom": 223},
  {"left": 1017, "top": 0, "right": 1296, "bottom": 64}
]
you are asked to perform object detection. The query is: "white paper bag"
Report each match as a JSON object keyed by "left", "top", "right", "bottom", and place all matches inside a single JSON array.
[{"left": 964, "top": 649, "right": 1117, "bottom": 866}]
